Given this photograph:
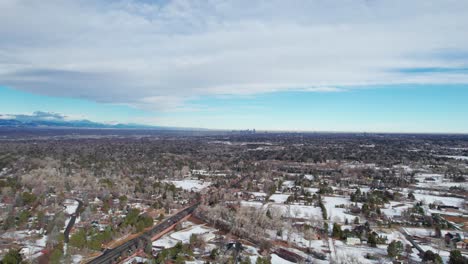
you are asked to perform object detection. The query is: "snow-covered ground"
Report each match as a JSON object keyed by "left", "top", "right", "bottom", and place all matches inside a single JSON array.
[
  {"left": 332, "top": 243, "right": 384, "bottom": 264},
  {"left": 71, "top": 255, "right": 83, "bottom": 264},
  {"left": 153, "top": 223, "right": 216, "bottom": 249},
  {"left": 412, "top": 193, "right": 464, "bottom": 207},
  {"left": 152, "top": 235, "right": 179, "bottom": 249},
  {"left": 282, "top": 181, "right": 295, "bottom": 189},
  {"left": 241, "top": 201, "right": 323, "bottom": 220},
  {"left": 168, "top": 180, "right": 211, "bottom": 192},
  {"left": 250, "top": 192, "right": 267, "bottom": 197},
  {"left": 63, "top": 199, "right": 81, "bottom": 230},
  {"left": 1, "top": 230, "right": 31, "bottom": 240},
  {"left": 64, "top": 199, "right": 79, "bottom": 215},
  {"left": 322, "top": 196, "right": 357, "bottom": 223},
  {"left": 169, "top": 225, "right": 216, "bottom": 243},
  {"left": 304, "top": 187, "right": 318, "bottom": 194},
  {"left": 271, "top": 254, "right": 295, "bottom": 264},
  {"left": 269, "top": 194, "right": 290, "bottom": 203},
  {"left": 20, "top": 235, "right": 47, "bottom": 260},
  {"left": 269, "top": 203, "right": 323, "bottom": 220},
  {"left": 411, "top": 173, "right": 468, "bottom": 190},
  {"left": 240, "top": 201, "right": 263, "bottom": 208},
  {"left": 403, "top": 227, "right": 460, "bottom": 238},
  {"left": 381, "top": 201, "right": 413, "bottom": 218}
]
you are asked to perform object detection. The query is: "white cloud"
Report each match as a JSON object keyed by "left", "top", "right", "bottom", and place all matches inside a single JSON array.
[
  {"left": 298, "top": 87, "right": 345, "bottom": 93},
  {"left": 0, "top": 114, "right": 15, "bottom": 120},
  {"left": 0, "top": 0, "right": 467, "bottom": 111}
]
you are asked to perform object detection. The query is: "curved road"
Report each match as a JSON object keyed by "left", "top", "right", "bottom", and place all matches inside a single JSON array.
[{"left": 64, "top": 199, "right": 83, "bottom": 243}]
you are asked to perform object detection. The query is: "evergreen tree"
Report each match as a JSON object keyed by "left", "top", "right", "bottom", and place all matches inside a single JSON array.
[{"left": 387, "top": 240, "right": 403, "bottom": 259}]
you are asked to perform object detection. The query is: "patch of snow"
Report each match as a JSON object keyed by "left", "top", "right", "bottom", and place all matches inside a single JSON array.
[
  {"left": 71, "top": 255, "right": 83, "bottom": 264},
  {"left": 270, "top": 204, "right": 323, "bottom": 220},
  {"left": 152, "top": 236, "right": 179, "bottom": 249},
  {"left": 323, "top": 196, "right": 357, "bottom": 223},
  {"left": 269, "top": 194, "right": 290, "bottom": 203},
  {"left": 413, "top": 193, "right": 464, "bottom": 207},
  {"left": 271, "top": 254, "right": 295, "bottom": 264},
  {"left": 64, "top": 199, "right": 79, "bottom": 215},
  {"left": 168, "top": 180, "right": 211, "bottom": 192},
  {"left": 170, "top": 225, "right": 215, "bottom": 243}
]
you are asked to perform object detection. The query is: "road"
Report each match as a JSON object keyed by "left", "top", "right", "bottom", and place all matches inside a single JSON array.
[
  {"left": 399, "top": 227, "right": 425, "bottom": 256},
  {"left": 64, "top": 199, "right": 83, "bottom": 243}
]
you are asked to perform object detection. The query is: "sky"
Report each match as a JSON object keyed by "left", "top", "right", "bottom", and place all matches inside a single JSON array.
[{"left": 1, "top": 0, "right": 468, "bottom": 133}]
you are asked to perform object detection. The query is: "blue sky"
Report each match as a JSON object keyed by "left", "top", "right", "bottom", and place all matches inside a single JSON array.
[
  {"left": 1, "top": 0, "right": 468, "bottom": 133},
  {"left": 1, "top": 84, "right": 467, "bottom": 133}
]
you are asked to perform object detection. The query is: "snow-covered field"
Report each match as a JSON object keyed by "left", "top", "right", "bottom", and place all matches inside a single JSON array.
[
  {"left": 333, "top": 241, "right": 386, "bottom": 264},
  {"left": 168, "top": 180, "right": 211, "bottom": 192},
  {"left": 169, "top": 225, "right": 215, "bottom": 243},
  {"left": 413, "top": 193, "right": 464, "bottom": 207},
  {"left": 403, "top": 227, "right": 458, "bottom": 238},
  {"left": 153, "top": 223, "right": 216, "bottom": 249},
  {"left": 323, "top": 196, "right": 357, "bottom": 223},
  {"left": 411, "top": 173, "right": 468, "bottom": 190},
  {"left": 381, "top": 201, "right": 413, "bottom": 218},
  {"left": 241, "top": 201, "right": 323, "bottom": 220},
  {"left": 269, "top": 204, "right": 323, "bottom": 220}
]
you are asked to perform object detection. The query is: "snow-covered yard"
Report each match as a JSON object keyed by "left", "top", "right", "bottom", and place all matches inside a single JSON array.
[
  {"left": 381, "top": 201, "right": 413, "bottom": 218},
  {"left": 403, "top": 227, "right": 458, "bottom": 238},
  {"left": 153, "top": 223, "right": 216, "bottom": 249},
  {"left": 152, "top": 235, "right": 179, "bottom": 249},
  {"left": 269, "top": 194, "right": 290, "bottom": 203},
  {"left": 241, "top": 201, "right": 323, "bottom": 220},
  {"left": 168, "top": 180, "right": 211, "bottom": 192},
  {"left": 413, "top": 193, "right": 464, "bottom": 207},
  {"left": 322, "top": 196, "right": 357, "bottom": 223},
  {"left": 269, "top": 204, "right": 323, "bottom": 220},
  {"left": 169, "top": 225, "right": 216, "bottom": 243},
  {"left": 271, "top": 254, "right": 295, "bottom": 264}
]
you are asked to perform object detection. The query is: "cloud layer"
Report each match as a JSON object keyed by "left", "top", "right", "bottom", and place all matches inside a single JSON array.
[{"left": 1, "top": 0, "right": 468, "bottom": 111}]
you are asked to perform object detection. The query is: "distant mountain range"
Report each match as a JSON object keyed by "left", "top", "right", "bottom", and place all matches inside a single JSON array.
[
  {"left": 0, "top": 112, "right": 175, "bottom": 130},
  {"left": 0, "top": 118, "right": 168, "bottom": 129}
]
